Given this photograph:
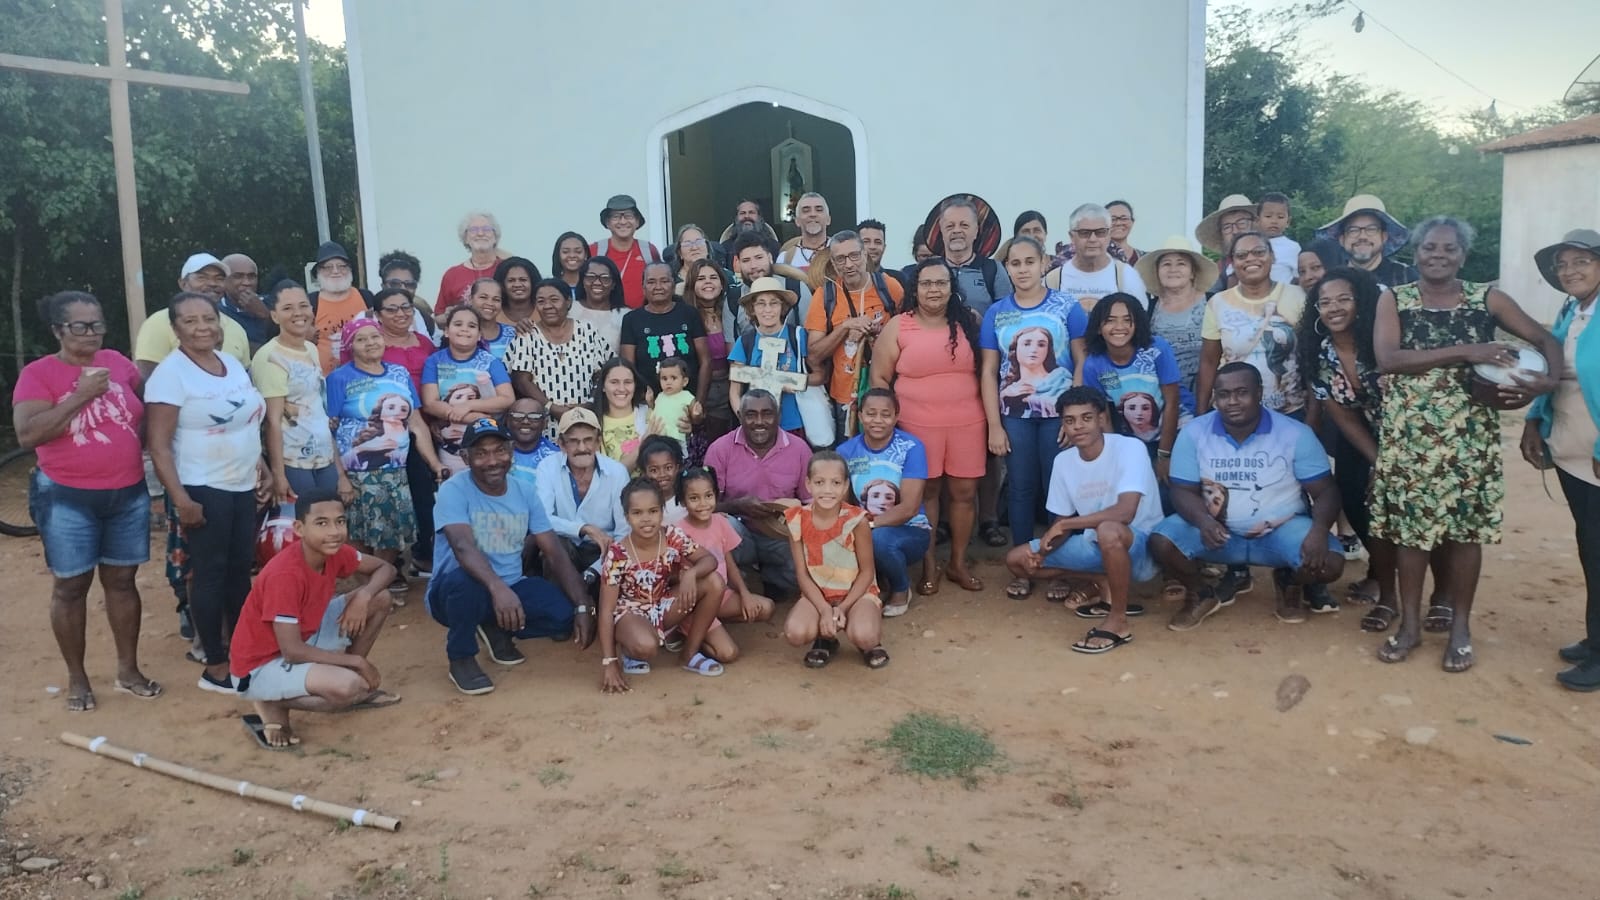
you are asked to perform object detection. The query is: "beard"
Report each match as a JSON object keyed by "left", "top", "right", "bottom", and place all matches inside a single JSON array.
[
  {"left": 736, "top": 219, "right": 763, "bottom": 234},
  {"left": 320, "top": 272, "right": 354, "bottom": 294}
]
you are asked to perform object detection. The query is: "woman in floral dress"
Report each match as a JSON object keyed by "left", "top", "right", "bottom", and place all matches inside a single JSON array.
[{"left": 1370, "top": 216, "right": 1559, "bottom": 672}]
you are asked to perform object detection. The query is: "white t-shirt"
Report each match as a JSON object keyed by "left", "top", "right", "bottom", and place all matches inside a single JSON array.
[
  {"left": 1056, "top": 259, "right": 1148, "bottom": 311},
  {"left": 1045, "top": 433, "right": 1164, "bottom": 536},
  {"left": 1269, "top": 235, "right": 1301, "bottom": 286},
  {"left": 145, "top": 350, "right": 266, "bottom": 492}
]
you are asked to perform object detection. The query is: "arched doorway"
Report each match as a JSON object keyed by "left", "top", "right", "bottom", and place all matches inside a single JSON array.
[{"left": 645, "top": 88, "right": 867, "bottom": 249}]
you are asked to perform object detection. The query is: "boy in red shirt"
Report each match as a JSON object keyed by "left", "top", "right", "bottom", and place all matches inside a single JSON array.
[{"left": 229, "top": 490, "right": 397, "bottom": 749}]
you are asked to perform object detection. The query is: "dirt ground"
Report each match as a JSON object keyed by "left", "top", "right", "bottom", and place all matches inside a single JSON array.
[{"left": 2, "top": 429, "right": 1598, "bottom": 900}]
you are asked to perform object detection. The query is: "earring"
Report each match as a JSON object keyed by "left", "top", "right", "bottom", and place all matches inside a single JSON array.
[{"left": 1313, "top": 318, "right": 1329, "bottom": 336}]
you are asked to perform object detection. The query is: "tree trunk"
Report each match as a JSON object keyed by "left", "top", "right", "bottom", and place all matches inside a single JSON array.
[{"left": 9, "top": 228, "right": 22, "bottom": 384}]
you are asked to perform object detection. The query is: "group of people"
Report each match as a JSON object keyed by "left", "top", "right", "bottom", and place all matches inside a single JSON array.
[{"left": 18, "top": 185, "right": 1600, "bottom": 748}]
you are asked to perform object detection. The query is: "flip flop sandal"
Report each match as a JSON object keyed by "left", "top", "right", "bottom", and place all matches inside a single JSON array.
[
  {"left": 623, "top": 657, "right": 651, "bottom": 675},
  {"left": 1377, "top": 635, "right": 1419, "bottom": 664},
  {"left": 1345, "top": 580, "right": 1380, "bottom": 605},
  {"left": 1360, "top": 604, "right": 1398, "bottom": 633},
  {"left": 804, "top": 638, "right": 838, "bottom": 669},
  {"left": 1071, "top": 628, "right": 1134, "bottom": 655},
  {"left": 1045, "top": 579, "right": 1076, "bottom": 603},
  {"left": 65, "top": 690, "right": 96, "bottom": 712},
  {"left": 1074, "top": 601, "right": 1147, "bottom": 619},
  {"left": 242, "top": 714, "right": 299, "bottom": 751},
  {"left": 862, "top": 646, "right": 891, "bottom": 669},
  {"left": 114, "top": 678, "right": 163, "bottom": 700},
  {"left": 1006, "top": 578, "right": 1035, "bottom": 600},
  {"left": 945, "top": 569, "right": 983, "bottom": 592},
  {"left": 1424, "top": 603, "right": 1454, "bottom": 633},
  {"left": 344, "top": 689, "right": 402, "bottom": 711},
  {"left": 1443, "top": 643, "right": 1475, "bottom": 673},
  {"left": 979, "top": 522, "right": 1008, "bottom": 547},
  {"left": 681, "top": 652, "right": 725, "bottom": 677}
]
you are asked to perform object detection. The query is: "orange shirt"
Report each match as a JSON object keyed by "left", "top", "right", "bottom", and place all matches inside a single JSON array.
[
  {"left": 804, "top": 277, "right": 904, "bottom": 403},
  {"left": 312, "top": 290, "right": 370, "bottom": 374}
]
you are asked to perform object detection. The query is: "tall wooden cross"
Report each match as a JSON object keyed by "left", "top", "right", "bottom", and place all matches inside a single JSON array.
[{"left": 0, "top": 0, "right": 248, "bottom": 345}]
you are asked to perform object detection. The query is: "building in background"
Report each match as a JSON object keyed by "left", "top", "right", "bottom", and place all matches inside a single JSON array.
[
  {"left": 343, "top": 0, "right": 1205, "bottom": 285},
  {"left": 1481, "top": 114, "right": 1600, "bottom": 321}
]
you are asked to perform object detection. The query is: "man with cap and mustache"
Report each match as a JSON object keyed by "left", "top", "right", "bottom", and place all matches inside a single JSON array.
[{"left": 590, "top": 194, "right": 662, "bottom": 309}]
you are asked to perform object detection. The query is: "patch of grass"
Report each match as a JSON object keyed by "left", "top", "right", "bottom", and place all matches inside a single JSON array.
[
  {"left": 537, "top": 766, "right": 571, "bottom": 788},
  {"left": 115, "top": 888, "right": 145, "bottom": 900},
  {"left": 720, "top": 746, "right": 740, "bottom": 759},
  {"left": 924, "top": 845, "right": 960, "bottom": 876},
  {"left": 656, "top": 857, "right": 689, "bottom": 878},
  {"left": 875, "top": 712, "right": 999, "bottom": 785},
  {"left": 181, "top": 864, "right": 224, "bottom": 877},
  {"left": 315, "top": 746, "right": 357, "bottom": 760},
  {"left": 437, "top": 844, "right": 451, "bottom": 885},
  {"left": 866, "top": 886, "right": 917, "bottom": 900},
  {"left": 231, "top": 847, "right": 254, "bottom": 867},
  {"left": 406, "top": 769, "right": 439, "bottom": 785},
  {"left": 525, "top": 884, "right": 545, "bottom": 897},
  {"left": 691, "top": 694, "right": 705, "bottom": 706},
  {"left": 334, "top": 818, "right": 352, "bottom": 833},
  {"left": 753, "top": 731, "right": 788, "bottom": 750}
]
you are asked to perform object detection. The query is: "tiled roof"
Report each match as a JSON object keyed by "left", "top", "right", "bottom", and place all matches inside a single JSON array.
[{"left": 1479, "top": 114, "right": 1600, "bottom": 154}]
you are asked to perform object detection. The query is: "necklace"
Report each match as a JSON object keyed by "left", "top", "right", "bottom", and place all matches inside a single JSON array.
[{"left": 627, "top": 530, "right": 663, "bottom": 565}]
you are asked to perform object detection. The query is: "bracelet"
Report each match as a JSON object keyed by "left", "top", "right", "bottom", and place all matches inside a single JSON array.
[
  {"left": 600, "top": 656, "right": 619, "bottom": 665},
  {"left": 1156, "top": 449, "right": 1172, "bottom": 458},
  {"left": 574, "top": 605, "right": 592, "bottom": 615}
]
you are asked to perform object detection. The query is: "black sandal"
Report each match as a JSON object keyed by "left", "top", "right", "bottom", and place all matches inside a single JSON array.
[
  {"left": 978, "top": 521, "right": 1008, "bottom": 547},
  {"left": 804, "top": 637, "right": 838, "bottom": 669},
  {"left": 1424, "top": 598, "right": 1453, "bottom": 633},
  {"left": 1360, "top": 604, "right": 1398, "bottom": 633},
  {"left": 862, "top": 646, "right": 890, "bottom": 669}
]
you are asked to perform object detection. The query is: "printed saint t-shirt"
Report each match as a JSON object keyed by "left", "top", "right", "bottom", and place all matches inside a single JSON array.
[
  {"left": 12, "top": 350, "right": 145, "bottom": 490},
  {"left": 979, "top": 289, "right": 1088, "bottom": 418},
  {"left": 620, "top": 302, "right": 706, "bottom": 395},
  {"left": 326, "top": 361, "right": 419, "bottom": 472},
  {"left": 1200, "top": 282, "right": 1308, "bottom": 414},
  {"left": 1169, "top": 409, "right": 1330, "bottom": 537},
  {"left": 230, "top": 542, "right": 361, "bottom": 678},
  {"left": 836, "top": 429, "right": 930, "bottom": 529},
  {"left": 803, "top": 278, "right": 903, "bottom": 404},
  {"left": 1081, "top": 337, "right": 1195, "bottom": 444},
  {"left": 421, "top": 346, "right": 511, "bottom": 472},
  {"left": 511, "top": 439, "right": 561, "bottom": 484},
  {"left": 251, "top": 339, "right": 335, "bottom": 470},
  {"left": 144, "top": 350, "right": 266, "bottom": 491},
  {"left": 482, "top": 321, "right": 514, "bottom": 364},
  {"left": 1046, "top": 433, "right": 1164, "bottom": 536}
]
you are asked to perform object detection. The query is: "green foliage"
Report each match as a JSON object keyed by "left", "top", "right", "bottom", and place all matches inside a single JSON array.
[{"left": 875, "top": 712, "right": 999, "bottom": 784}]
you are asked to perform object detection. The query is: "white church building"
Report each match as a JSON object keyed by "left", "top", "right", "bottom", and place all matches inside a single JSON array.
[{"left": 343, "top": 0, "right": 1206, "bottom": 281}]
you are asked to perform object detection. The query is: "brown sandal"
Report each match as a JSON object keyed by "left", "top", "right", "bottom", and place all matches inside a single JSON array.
[{"left": 945, "top": 567, "right": 983, "bottom": 592}]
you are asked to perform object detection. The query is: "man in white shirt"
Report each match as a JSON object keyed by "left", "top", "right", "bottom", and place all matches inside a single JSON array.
[
  {"left": 777, "top": 192, "right": 831, "bottom": 271},
  {"left": 1005, "top": 387, "right": 1163, "bottom": 654},
  {"left": 1046, "top": 204, "right": 1148, "bottom": 311},
  {"left": 533, "top": 409, "right": 630, "bottom": 588}
]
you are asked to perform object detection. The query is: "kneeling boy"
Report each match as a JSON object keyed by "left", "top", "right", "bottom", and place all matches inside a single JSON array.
[
  {"left": 1004, "top": 387, "right": 1163, "bottom": 654},
  {"left": 229, "top": 490, "right": 398, "bottom": 748}
]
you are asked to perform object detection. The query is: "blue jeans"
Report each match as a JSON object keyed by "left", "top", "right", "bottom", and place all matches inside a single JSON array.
[
  {"left": 1030, "top": 530, "right": 1159, "bottom": 582},
  {"left": 873, "top": 524, "right": 931, "bottom": 594},
  {"left": 1152, "top": 514, "right": 1339, "bottom": 569},
  {"left": 425, "top": 568, "right": 575, "bottom": 660},
  {"left": 1002, "top": 416, "right": 1063, "bottom": 546},
  {"left": 29, "top": 471, "right": 150, "bottom": 578}
]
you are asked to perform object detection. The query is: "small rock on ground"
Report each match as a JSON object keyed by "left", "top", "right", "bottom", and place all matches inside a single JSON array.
[
  {"left": 1405, "top": 726, "right": 1438, "bottom": 746},
  {"left": 19, "top": 857, "right": 59, "bottom": 873}
]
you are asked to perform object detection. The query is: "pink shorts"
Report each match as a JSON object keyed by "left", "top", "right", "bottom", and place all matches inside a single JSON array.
[{"left": 902, "top": 420, "right": 987, "bottom": 479}]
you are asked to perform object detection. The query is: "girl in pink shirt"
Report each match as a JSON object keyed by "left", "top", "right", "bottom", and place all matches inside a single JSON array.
[{"left": 672, "top": 467, "right": 775, "bottom": 660}]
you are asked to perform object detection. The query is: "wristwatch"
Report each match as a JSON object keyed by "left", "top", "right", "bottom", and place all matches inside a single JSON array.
[
  {"left": 600, "top": 656, "right": 619, "bottom": 665},
  {"left": 574, "top": 605, "right": 593, "bottom": 615}
]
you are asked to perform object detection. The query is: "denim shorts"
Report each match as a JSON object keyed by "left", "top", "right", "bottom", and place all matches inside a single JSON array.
[
  {"left": 235, "top": 593, "right": 350, "bottom": 701},
  {"left": 1151, "top": 514, "right": 1338, "bottom": 569},
  {"left": 29, "top": 470, "right": 150, "bottom": 578},
  {"left": 1030, "top": 530, "right": 1159, "bottom": 583}
]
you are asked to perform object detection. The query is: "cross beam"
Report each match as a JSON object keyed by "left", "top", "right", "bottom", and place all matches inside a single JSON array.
[{"left": 0, "top": 0, "right": 249, "bottom": 346}]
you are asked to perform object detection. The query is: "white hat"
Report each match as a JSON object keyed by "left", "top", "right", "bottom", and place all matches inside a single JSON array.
[{"left": 180, "top": 252, "right": 229, "bottom": 280}]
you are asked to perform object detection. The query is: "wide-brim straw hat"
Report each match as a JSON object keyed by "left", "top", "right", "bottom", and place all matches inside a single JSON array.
[
  {"left": 1534, "top": 228, "right": 1600, "bottom": 294},
  {"left": 1315, "top": 194, "right": 1408, "bottom": 257},
  {"left": 1135, "top": 236, "right": 1220, "bottom": 293},
  {"left": 739, "top": 275, "right": 799, "bottom": 314},
  {"left": 1193, "top": 194, "right": 1256, "bottom": 254}
]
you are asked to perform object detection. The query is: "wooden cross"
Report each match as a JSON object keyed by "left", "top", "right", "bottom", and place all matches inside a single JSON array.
[
  {"left": 0, "top": 0, "right": 249, "bottom": 344},
  {"left": 728, "top": 335, "right": 808, "bottom": 396}
]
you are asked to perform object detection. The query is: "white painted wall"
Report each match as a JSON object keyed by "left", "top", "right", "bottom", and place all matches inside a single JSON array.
[
  {"left": 344, "top": 0, "right": 1204, "bottom": 294},
  {"left": 1496, "top": 143, "right": 1600, "bottom": 323}
]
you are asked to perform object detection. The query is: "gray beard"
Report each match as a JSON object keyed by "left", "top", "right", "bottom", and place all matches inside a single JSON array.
[
  {"left": 736, "top": 220, "right": 763, "bottom": 234},
  {"left": 320, "top": 273, "right": 354, "bottom": 294}
]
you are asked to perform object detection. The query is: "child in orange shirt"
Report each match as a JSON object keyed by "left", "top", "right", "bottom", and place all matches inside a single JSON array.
[{"left": 782, "top": 451, "right": 886, "bottom": 669}]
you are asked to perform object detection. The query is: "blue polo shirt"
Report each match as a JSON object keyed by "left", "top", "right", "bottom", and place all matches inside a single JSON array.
[{"left": 1169, "top": 409, "right": 1329, "bottom": 535}]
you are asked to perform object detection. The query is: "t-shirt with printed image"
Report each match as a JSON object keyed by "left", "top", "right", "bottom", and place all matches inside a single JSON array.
[
  {"left": 1168, "top": 409, "right": 1331, "bottom": 537},
  {"left": 1080, "top": 337, "right": 1195, "bottom": 445},
  {"left": 251, "top": 339, "right": 335, "bottom": 471},
  {"left": 979, "top": 289, "right": 1089, "bottom": 419},
  {"left": 326, "top": 361, "right": 419, "bottom": 472},
  {"left": 619, "top": 303, "right": 706, "bottom": 395},
  {"left": 421, "top": 346, "right": 511, "bottom": 473},
  {"left": 1200, "top": 282, "right": 1307, "bottom": 414},
  {"left": 836, "top": 429, "right": 930, "bottom": 529}
]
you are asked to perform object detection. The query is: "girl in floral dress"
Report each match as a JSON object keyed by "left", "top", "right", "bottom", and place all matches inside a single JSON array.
[{"left": 598, "top": 478, "right": 724, "bottom": 693}]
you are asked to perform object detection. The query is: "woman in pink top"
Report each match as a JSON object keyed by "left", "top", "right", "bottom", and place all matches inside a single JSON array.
[
  {"left": 870, "top": 258, "right": 988, "bottom": 593},
  {"left": 13, "top": 291, "right": 161, "bottom": 710},
  {"left": 373, "top": 287, "right": 436, "bottom": 396}
]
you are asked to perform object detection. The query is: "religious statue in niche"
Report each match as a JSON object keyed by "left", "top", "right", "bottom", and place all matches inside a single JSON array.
[{"left": 771, "top": 137, "right": 813, "bottom": 224}]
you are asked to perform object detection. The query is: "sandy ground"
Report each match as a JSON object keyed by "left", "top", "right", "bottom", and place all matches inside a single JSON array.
[{"left": 2, "top": 426, "right": 1598, "bottom": 900}]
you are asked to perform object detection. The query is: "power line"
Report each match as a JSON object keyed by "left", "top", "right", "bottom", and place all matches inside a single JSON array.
[{"left": 1346, "top": 2, "right": 1520, "bottom": 111}]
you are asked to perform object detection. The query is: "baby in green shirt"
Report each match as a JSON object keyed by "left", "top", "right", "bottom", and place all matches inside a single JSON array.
[{"left": 651, "top": 357, "right": 700, "bottom": 446}]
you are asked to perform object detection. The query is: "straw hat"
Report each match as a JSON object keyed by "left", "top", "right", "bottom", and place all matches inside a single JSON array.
[
  {"left": 1135, "top": 236, "right": 1220, "bottom": 293},
  {"left": 1193, "top": 194, "right": 1257, "bottom": 254},
  {"left": 738, "top": 276, "right": 799, "bottom": 315},
  {"left": 1534, "top": 228, "right": 1600, "bottom": 294},
  {"left": 1315, "top": 195, "right": 1408, "bottom": 256}
]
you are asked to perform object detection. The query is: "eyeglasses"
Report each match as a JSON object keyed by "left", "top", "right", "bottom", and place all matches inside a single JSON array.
[
  {"left": 378, "top": 304, "right": 412, "bottom": 314},
  {"left": 1556, "top": 256, "right": 1598, "bottom": 273},
  {"left": 1343, "top": 224, "right": 1384, "bottom": 238},
  {"left": 506, "top": 412, "right": 548, "bottom": 422},
  {"left": 465, "top": 226, "right": 497, "bottom": 237},
  {"left": 319, "top": 262, "right": 351, "bottom": 274},
  {"left": 917, "top": 279, "right": 951, "bottom": 289},
  {"left": 1315, "top": 297, "right": 1353, "bottom": 310},
  {"left": 59, "top": 320, "right": 108, "bottom": 335},
  {"left": 1232, "top": 247, "right": 1271, "bottom": 261},
  {"left": 383, "top": 278, "right": 418, "bottom": 290},
  {"left": 1072, "top": 228, "right": 1110, "bottom": 239},
  {"left": 583, "top": 273, "right": 613, "bottom": 282},
  {"left": 832, "top": 250, "right": 864, "bottom": 263},
  {"left": 1219, "top": 218, "right": 1256, "bottom": 234},
  {"left": 681, "top": 238, "right": 707, "bottom": 249}
]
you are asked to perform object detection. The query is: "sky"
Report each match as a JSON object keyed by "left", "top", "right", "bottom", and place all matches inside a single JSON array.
[{"left": 305, "top": 1, "right": 1599, "bottom": 120}]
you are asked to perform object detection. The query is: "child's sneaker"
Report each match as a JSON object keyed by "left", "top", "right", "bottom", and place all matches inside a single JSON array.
[{"left": 1339, "top": 533, "right": 1365, "bottom": 560}]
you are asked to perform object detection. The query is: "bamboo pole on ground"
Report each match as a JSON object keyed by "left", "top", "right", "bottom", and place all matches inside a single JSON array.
[{"left": 60, "top": 733, "right": 401, "bottom": 832}]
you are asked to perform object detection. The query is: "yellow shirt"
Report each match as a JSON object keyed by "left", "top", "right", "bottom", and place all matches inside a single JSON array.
[{"left": 134, "top": 308, "right": 251, "bottom": 369}]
